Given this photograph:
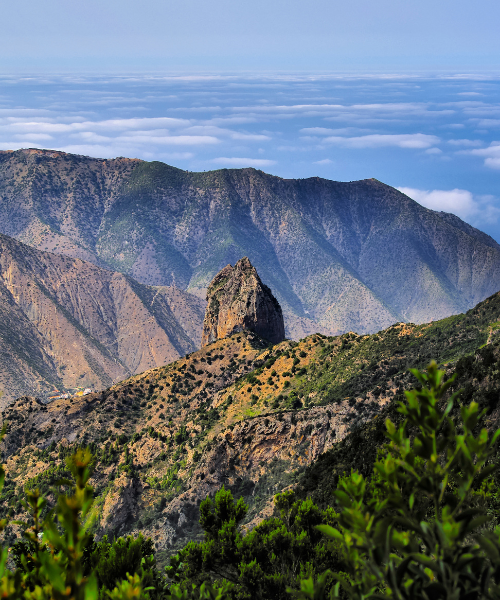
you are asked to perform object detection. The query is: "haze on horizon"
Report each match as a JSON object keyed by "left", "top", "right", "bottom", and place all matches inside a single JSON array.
[
  {"left": 2, "top": 0, "right": 499, "bottom": 72},
  {"left": 0, "top": 0, "right": 499, "bottom": 239}
]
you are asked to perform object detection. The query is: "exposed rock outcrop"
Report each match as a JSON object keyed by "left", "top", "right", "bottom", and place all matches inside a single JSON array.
[{"left": 201, "top": 257, "right": 285, "bottom": 346}]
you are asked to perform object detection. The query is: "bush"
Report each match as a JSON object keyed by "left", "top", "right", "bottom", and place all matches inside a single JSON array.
[
  {"left": 0, "top": 444, "right": 160, "bottom": 599},
  {"left": 298, "top": 362, "right": 500, "bottom": 599}
]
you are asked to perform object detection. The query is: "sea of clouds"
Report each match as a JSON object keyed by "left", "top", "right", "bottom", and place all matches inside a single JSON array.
[{"left": 0, "top": 73, "right": 499, "bottom": 239}]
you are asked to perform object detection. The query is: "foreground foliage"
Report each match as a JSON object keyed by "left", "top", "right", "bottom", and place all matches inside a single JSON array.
[
  {"left": 168, "top": 362, "right": 500, "bottom": 599},
  {"left": 295, "top": 362, "right": 500, "bottom": 599},
  {"left": 1, "top": 361, "right": 500, "bottom": 599},
  {"left": 0, "top": 446, "right": 161, "bottom": 599}
]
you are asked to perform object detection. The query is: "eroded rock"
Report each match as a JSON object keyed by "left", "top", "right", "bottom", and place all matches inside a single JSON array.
[{"left": 201, "top": 257, "right": 285, "bottom": 346}]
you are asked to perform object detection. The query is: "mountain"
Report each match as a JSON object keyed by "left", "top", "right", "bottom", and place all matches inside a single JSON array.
[
  {"left": 0, "top": 232, "right": 205, "bottom": 405},
  {"left": 2, "top": 288, "right": 500, "bottom": 562},
  {"left": 1, "top": 149, "right": 500, "bottom": 337}
]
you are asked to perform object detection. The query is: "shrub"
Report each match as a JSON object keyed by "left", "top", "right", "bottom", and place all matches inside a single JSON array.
[
  {"left": 300, "top": 362, "right": 500, "bottom": 599},
  {"left": 0, "top": 445, "right": 159, "bottom": 599}
]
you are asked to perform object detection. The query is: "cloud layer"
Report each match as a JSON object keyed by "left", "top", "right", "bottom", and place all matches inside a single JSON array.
[
  {"left": 0, "top": 74, "right": 499, "bottom": 239},
  {"left": 398, "top": 187, "right": 500, "bottom": 225}
]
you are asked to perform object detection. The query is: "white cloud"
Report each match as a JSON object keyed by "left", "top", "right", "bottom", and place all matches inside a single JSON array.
[
  {"left": 52, "top": 144, "right": 130, "bottom": 158},
  {"left": 13, "top": 133, "right": 53, "bottom": 141},
  {"left": 300, "top": 127, "right": 366, "bottom": 136},
  {"left": 230, "top": 132, "right": 271, "bottom": 141},
  {"left": 321, "top": 133, "right": 440, "bottom": 149},
  {"left": 210, "top": 157, "right": 276, "bottom": 167},
  {"left": 485, "top": 158, "right": 500, "bottom": 169},
  {"left": 447, "top": 139, "right": 482, "bottom": 147},
  {"left": 0, "top": 141, "right": 45, "bottom": 150},
  {"left": 468, "top": 142, "right": 500, "bottom": 169},
  {"left": 109, "top": 134, "right": 220, "bottom": 146},
  {"left": 474, "top": 119, "right": 500, "bottom": 128},
  {"left": 398, "top": 187, "right": 500, "bottom": 224},
  {"left": 425, "top": 148, "right": 442, "bottom": 155},
  {"left": 314, "top": 158, "right": 333, "bottom": 165}
]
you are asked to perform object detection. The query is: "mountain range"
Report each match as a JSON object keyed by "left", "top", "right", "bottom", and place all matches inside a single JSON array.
[
  {"left": 0, "top": 232, "right": 205, "bottom": 406},
  {"left": 2, "top": 148, "right": 500, "bottom": 338}
]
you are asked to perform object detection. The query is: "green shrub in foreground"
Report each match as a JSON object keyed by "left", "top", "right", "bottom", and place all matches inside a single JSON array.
[
  {"left": 294, "top": 362, "right": 500, "bottom": 599},
  {"left": 167, "top": 362, "right": 500, "bottom": 600},
  {"left": 0, "top": 446, "right": 159, "bottom": 599}
]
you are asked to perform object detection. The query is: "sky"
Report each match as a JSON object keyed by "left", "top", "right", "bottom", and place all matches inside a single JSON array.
[
  {"left": 1, "top": 0, "right": 500, "bottom": 72},
  {"left": 0, "top": 2, "right": 499, "bottom": 240}
]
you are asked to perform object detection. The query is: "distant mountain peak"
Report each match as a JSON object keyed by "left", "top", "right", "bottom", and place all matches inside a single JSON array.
[{"left": 201, "top": 257, "right": 285, "bottom": 346}]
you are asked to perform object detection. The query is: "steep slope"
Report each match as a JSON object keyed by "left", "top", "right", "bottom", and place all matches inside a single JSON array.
[
  {"left": 0, "top": 233, "right": 205, "bottom": 405},
  {"left": 1, "top": 149, "right": 500, "bottom": 336},
  {"left": 2, "top": 290, "right": 500, "bottom": 561}
]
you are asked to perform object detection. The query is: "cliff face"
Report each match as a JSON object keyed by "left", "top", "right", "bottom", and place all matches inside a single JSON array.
[
  {"left": 201, "top": 257, "right": 285, "bottom": 346},
  {"left": 2, "top": 149, "right": 500, "bottom": 337}
]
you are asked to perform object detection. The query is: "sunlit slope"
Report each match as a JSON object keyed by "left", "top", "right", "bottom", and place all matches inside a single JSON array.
[
  {"left": 2, "top": 289, "right": 500, "bottom": 560},
  {"left": 2, "top": 149, "right": 500, "bottom": 336},
  {"left": 0, "top": 232, "right": 205, "bottom": 404}
]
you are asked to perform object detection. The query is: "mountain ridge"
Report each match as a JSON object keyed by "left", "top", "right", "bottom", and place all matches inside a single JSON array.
[
  {"left": 2, "top": 287, "right": 500, "bottom": 560},
  {"left": 1, "top": 149, "right": 500, "bottom": 336},
  {"left": 0, "top": 231, "right": 206, "bottom": 405}
]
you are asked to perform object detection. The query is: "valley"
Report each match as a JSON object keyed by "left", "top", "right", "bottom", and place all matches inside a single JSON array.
[{"left": 0, "top": 232, "right": 205, "bottom": 405}]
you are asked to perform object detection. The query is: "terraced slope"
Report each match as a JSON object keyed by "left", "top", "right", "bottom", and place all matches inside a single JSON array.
[{"left": 2, "top": 149, "right": 500, "bottom": 336}]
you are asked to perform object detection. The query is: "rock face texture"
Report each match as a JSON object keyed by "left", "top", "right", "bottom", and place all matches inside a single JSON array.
[{"left": 201, "top": 257, "right": 285, "bottom": 346}]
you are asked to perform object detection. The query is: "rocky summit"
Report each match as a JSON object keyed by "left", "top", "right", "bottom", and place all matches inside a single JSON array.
[{"left": 201, "top": 257, "right": 285, "bottom": 346}]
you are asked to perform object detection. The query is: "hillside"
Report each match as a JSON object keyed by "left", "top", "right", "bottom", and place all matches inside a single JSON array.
[
  {"left": 2, "top": 289, "right": 500, "bottom": 562},
  {"left": 0, "top": 232, "right": 205, "bottom": 405},
  {"left": 1, "top": 149, "right": 500, "bottom": 336}
]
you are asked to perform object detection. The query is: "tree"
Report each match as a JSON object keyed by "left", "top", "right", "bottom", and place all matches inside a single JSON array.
[
  {"left": 296, "top": 362, "right": 500, "bottom": 599},
  {"left": 166, "top": 487, "right": 341, "bottom": 600},
  {"left": 0, "top": 446, "right": 157, "bottom": 600}
]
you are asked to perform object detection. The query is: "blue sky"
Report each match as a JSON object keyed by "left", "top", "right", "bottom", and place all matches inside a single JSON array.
[
  {"left": 0, "top": 2, "right": 499, "bottom": 240},
  {"left": 2, "top": 0, "right": 500, "bottom": 72}
]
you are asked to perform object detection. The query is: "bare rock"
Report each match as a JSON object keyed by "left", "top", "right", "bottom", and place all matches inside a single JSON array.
[{"left": 201, "top": 257, "right": 285, "bottom": 346}]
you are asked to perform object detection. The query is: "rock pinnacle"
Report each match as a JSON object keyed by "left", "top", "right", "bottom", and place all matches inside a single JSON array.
[{"left": 201, "top": 257, "right": 286, "bottom": 346}]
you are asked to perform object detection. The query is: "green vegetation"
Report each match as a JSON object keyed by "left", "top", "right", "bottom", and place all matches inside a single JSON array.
[
  {"left": 1, "top": 339, "right": 500, "bottom": 600},
  {"left": 4, "top": 289, "right": 500, "bottom": 598},
  {"left": 165, "top": 363, "right": 500, "bottom": 599},
  {"left": 0, "top": 444, "right": 163, "bottom": 599}
]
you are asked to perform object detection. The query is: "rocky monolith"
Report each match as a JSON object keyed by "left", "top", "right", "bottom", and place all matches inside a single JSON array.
[{"left": 201, "top": 257, "right": 286, "bottom": 346}]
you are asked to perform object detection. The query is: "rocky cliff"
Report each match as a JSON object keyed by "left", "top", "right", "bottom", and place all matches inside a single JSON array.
[
  {"left": 201, "top": 257, "right": 285, "bottom": 347},
  {"left": 2, "top": 149, "right": 500, "bottom": 337}
]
